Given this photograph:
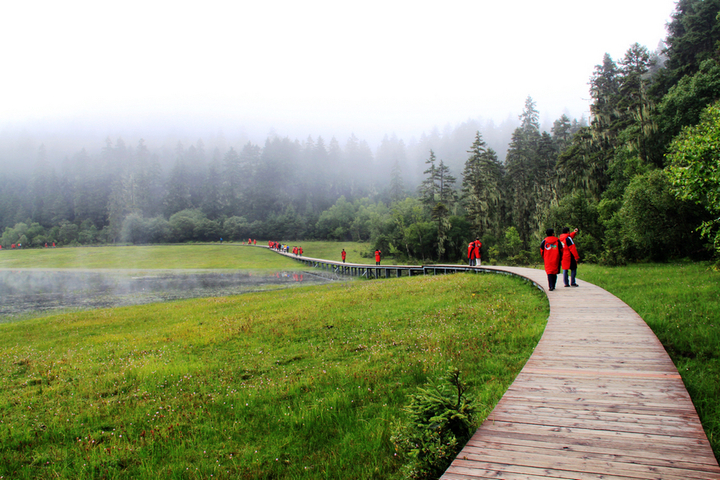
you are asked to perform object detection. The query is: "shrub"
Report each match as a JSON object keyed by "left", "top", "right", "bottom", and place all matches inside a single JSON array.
[{"left": 391, "top": 368, "right": 477, "bottom": 480}]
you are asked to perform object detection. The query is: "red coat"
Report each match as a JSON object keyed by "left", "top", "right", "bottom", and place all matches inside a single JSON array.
[
  {"left": 374, "top": 250, "right": 381, "bottom": 262},
  {"left": 540, "top": 236, "right": 562, "bottom": 274},
  {"left": 467, "top": 242, "right": 475, "bottom": 259},
  {"left": 341, "top": 250, "right": 346, "bottom": 260},
  {"left": 473, "top": 240, "right": 482, "bottom": 259},
  {"left": 559, "top": 232, "right": 579, "bottom": 270}
]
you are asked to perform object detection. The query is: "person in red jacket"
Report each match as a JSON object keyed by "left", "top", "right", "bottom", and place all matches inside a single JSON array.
[
  {"left": 298, "top": 246, "right": 303, "bottom": 256},
  {"left": 559, "top": 227, "right": 580, "bottom": 287},
  {"left": 467, "top": 241, "right": 476, "bottom": 266},
  {"left": 473, "top": 237, "right": 482, "bottom": 266},
  {"left": 341, "top": 249, "right": 346, "bottom": 263},
  {"left": 374, "top": 249, "right": 381, "bottom": 265},
  {"left": 540, "top": 228, "right": 563, "bottom": 291}
]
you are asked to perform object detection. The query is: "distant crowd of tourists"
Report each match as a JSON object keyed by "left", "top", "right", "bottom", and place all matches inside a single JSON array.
[
  {"left": 0, "top": 242, "right": 57, "bottom": 250},
  {"left": 268, "top": 241, "right": 303, "bottom": 257}
]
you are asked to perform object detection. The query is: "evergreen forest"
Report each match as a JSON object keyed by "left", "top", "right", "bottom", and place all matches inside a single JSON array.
[{"left": 2, "top": 0, "right": 720, "bottom": 266}]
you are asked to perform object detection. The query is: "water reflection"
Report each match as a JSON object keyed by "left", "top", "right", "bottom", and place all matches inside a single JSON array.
[{"left": 0, "top": 269, "right": 333, "bottom": 319}]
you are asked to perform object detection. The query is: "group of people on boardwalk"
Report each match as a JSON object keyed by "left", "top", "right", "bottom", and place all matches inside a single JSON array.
[
  {"left": 462, "top": 228, "right": 581, "bottom": 291},
  {"left": 540, "top": 227, "right": 580, "bottom": 291},
  {"left": 268, "top": 241, "right": 303, "bottom": 256},
  {"left": 267, "top": 229, "right": 579, "bottom": 291}
]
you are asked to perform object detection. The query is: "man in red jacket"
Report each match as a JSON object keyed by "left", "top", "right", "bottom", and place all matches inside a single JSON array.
[
  {"left": 341, "top": 249, "right": 346, "bottom": 263},
  {"left": 467, "top": 241, "right": 476, "bottom": 266},
  {"left": 374, "top": 249, "right": 381, "bottom": 265},
  {"left": 559, "top": 227, "right": 580, "bottom": 287},
  {"left": 540, "top": 228, "right": 563, "bottom": 291}
]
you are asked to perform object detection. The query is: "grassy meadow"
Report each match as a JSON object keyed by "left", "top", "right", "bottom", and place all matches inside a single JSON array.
[
  {"left": 283, "top": 241, "right": 372, "bottom": 264},
  {"left": 0, "top": 244, "right": 301, "bottom": 271},
  {"left": 580, "top": 262, "right": 720, "bottom": 459},
  {"left": 0, "top": 248, "right": 548, "bottom": 479}
]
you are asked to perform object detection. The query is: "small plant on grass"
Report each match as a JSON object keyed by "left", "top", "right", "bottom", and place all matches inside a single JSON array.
[{"left": 391, "top": 367, "right": 478, "bottom": 480}]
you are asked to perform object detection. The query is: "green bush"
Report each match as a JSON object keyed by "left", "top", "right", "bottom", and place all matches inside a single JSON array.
[{"left": 391, "top": 368, "right": 477, "bottom": 480}]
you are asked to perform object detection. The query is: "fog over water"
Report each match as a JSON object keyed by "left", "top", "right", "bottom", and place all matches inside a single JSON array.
[{"left": 0, "top": 269, "right": 335, "bottom": 320}]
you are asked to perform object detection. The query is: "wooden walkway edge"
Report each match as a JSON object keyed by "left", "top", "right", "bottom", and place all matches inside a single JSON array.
[{"left": 440, "top": 266, "right": 720, "bottom": 480}]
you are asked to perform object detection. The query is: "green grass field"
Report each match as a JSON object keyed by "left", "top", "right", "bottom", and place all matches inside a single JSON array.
[
  {"left": 0, "top": 245, "right": 300, "bottom": 270},
  {"left": 283, "top": 241, "right": 372, "bottom": 264},
  {"left": 0, "top": 245, "right": 548, "bottom": 479},
  {"left": 3, "top": 244, "right": 717, "bottom": 474},
  {"left": 580, "top": 262, "right": 720, "bottom": 459}
]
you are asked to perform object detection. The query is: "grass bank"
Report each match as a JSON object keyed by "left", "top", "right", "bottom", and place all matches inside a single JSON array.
[
  {"left": 0, "top": 245, "right": 299, "bottom": 270},
  {"left": 0, "top": 272, "right": 548, "bottom": 479},
  {"left": 580, "top": 262, "right": 720, "bottom": 460}
]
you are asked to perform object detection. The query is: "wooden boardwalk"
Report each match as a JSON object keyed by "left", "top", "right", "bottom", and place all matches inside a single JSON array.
[{"left": 441, "top": 266, "right": 720, "bottom": 480}]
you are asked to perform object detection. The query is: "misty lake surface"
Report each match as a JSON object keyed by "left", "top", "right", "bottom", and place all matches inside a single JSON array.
[{"left": 0, "top": 269, "right": 337, "bottom": 320}]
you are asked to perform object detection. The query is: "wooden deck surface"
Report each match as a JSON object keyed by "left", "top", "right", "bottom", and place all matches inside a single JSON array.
[{"left": 441, "top": 266, "right": 720, "bottom": 480}]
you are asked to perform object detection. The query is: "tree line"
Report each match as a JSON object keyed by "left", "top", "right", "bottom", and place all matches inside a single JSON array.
[{"left": 2, "top": 0, "right": 719, "bottom": 265}]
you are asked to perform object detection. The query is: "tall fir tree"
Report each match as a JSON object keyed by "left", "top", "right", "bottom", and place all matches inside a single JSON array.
[
  {"left": 419, "top": 150, "right": 438, "bottom": 208},
  {"left": 462, "top": 132, "right": 503, "bottom": 237}
]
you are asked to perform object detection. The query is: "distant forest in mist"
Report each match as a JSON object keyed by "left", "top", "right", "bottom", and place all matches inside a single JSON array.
[{"left": 2, "top": 0, "right": 720, "bottom": 265}]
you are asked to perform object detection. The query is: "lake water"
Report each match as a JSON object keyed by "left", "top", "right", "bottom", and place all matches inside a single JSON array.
[{"left": 0, "top": 269, "right": 337, "bottom": 320}]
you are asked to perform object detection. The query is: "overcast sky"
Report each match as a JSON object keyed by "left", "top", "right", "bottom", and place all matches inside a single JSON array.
[{"left": 0, "top": 0, "right": 678, "bottom": 144}]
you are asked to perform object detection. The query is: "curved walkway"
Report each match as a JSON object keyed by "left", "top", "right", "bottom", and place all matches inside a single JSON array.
[
  {"left": 273, "top": 249, "right": 719, "bottom": 477},
  {"left": 441, "top": 266, "right": 720, "bottom": 479}
]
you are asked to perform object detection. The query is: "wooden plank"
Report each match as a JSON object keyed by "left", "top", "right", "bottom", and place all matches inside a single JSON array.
[
  {"left": 454, "top": 449, "right": 714, "bottom": 480},
  {"left": 466, "top": 428, "right": 719, "bottom": 465},
  {"left": 463, "top": 440, "right": 720, "bottom": 473},
  {"left": 440, "top": 266, "right": 720, "bottom": 480}
]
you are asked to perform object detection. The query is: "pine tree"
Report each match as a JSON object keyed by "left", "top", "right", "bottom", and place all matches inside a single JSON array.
[
  {"left": 431, "top": 202, "right": 451, "bottom": 260},
  {"left": 221, "top": 147, "right": 242, "bottom": 217},
  {"left": 505, "top": 97, "right": 543, "bottom": 243},
  {"left": 461, "top": 132, "right": 503, "bottom": 237},
  {"left": 660, "top": 0, "right": 720, "bottom": 91},
  {"left": 436, "top": 160, "right": 457, "bottom": 209},
  {"left": 201, "top": 153, "right": 223, "bottom": 220},
  {"left": 390, "top": 158, "right": 405, "bottom": 203},
  {"left": 419, "top": 150, "right": 438, "bottom": 208}
]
